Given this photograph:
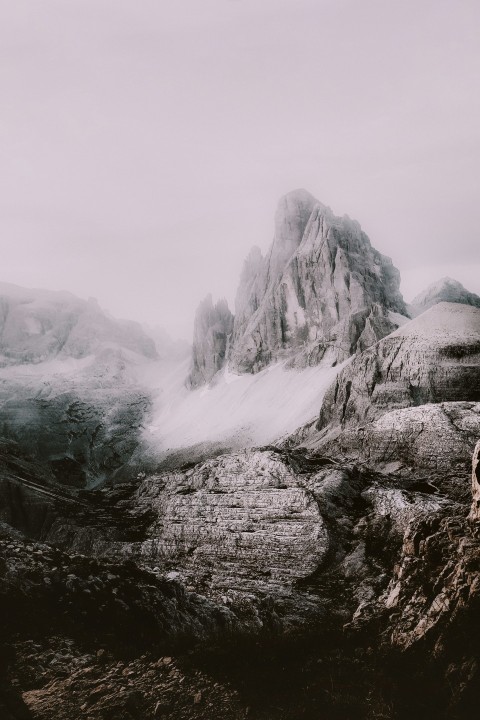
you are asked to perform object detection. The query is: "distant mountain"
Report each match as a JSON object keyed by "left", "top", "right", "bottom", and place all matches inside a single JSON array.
[
  {"left": 0, "top": 283, "right": 166, "bottom": 487},
  {"left": 408, "top": 276, "right": 480, "bottom": 318},
  {"left": 0, "top": 282, "right": 157, "bottom": 365},
  {"left": 189, "top": 189, "right": 409, "bottom": 386}
]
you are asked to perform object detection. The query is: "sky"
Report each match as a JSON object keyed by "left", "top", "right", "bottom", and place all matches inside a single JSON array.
[{"left": 1, "top": 0, "right": 479, "bottom": 339}]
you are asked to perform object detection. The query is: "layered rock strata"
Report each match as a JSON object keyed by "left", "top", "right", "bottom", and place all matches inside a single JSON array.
[{"left": 128, "top": 450, "right": 329, "bottom": 594}]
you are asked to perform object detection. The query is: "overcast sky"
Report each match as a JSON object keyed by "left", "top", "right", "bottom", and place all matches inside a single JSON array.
[{"left": 1, "top": 0, "right": 479, "bottom": 339}]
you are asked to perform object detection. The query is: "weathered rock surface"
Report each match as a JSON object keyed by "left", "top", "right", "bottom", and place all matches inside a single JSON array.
[
  {"left": 0, "top": 283, "right": 165, "bottom": 487},
  {"left": 317, "top": 302, "right": 480, "bottom": 431},
  {"left": 289, "top": 402, "right": 480, "bottom": 501},
  {"left": 409, "top": 276, "right": 480, "bottom": 318},
  {"left": 0, "top": 350, "right": 152, "bottom": 488},
  {"left": 469, "top": 439, "right": 480, "bottom": 521},
  {"left": 0, "top": 528, "right": 248, "bottom": 720},
  {"left": 280, "top": 303, "right": 480, "bottom": 505},
  {"left": 347, "top": 441, "right": 480, "bottom": 719},
  {"left": 134, "top": 450, "right": 328, "bottom": 594},
  {"left": 44, "top": 445, "right": 454, "bottom": 635},
  {"left": 188, "top": 295, "right": 233, "bottom": 388}
]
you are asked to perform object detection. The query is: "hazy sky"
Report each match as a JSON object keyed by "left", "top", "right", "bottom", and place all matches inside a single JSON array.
[{"left": 1, "top": 0, "right": 479, "bottom": 339}]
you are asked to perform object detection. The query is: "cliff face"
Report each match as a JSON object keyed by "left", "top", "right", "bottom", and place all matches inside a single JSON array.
[
  {"left": 188, "top": 295, "right": 233, "bottom": 388},
  {"left": 282, "top": 302, "right": 480, "bottom": 501},
  {"left": 469, "top": 439, "right": 480, "bottom": 521},
  {"left": 189, "top": 189, "right": 408, "bottom": 384}
]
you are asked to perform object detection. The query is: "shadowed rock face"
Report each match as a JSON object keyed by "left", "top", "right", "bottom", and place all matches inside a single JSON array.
[
  {"left": 0, "top": 381, "right": 150, "bottom": 488},
  {"left": 188, "top": 295, "right": 234, "bottom": 388},
  {"left": 409, "top": 276, "right": 480, "bottom": 318}
]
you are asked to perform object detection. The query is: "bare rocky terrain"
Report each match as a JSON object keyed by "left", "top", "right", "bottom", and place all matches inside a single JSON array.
[{"left": 1, "top": 192, "right": 480, "bottom": 719}]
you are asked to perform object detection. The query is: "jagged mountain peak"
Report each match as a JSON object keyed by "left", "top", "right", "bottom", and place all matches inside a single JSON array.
[
  {"left": 190, "top": 189, "right": 409, "bottom": 385},
  {"left": 270, "top": 189, "right": 324, "bottom": 281},
  {"left": 231, "top": 190, "right": 407, "bottom": 374}
]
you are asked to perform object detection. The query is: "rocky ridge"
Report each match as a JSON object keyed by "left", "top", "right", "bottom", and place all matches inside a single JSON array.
[
  {"left": 189, "top": 189, "right": 408, "bottom": 384},
  {"left": 0, "top": 282, "right": 157, "bottom": 365}
]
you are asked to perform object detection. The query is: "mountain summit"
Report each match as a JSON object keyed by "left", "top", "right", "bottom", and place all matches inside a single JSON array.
[{"left": 190, "top": 190, "right": 408, "bottom": 385}]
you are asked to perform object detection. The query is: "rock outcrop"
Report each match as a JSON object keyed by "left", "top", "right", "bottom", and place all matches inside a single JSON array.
[
  {"left": 188, "top": 295, "right": 233, "bottom": 388},
  {"left": 280, "top": 303, "right": 480, "bottom": 502},
  {"left": 469, "top": 439, "right": 480, "bottom": 521},
  {"left": 409, "top": 276, "right": 480, "bottom": 318},
  {"left": 317, "top": 302, "right": 480, "bottom": 431},
  {"left": 347, "top": 441, "right": 480, "bottom": 718},
  {"left": 134, "top": 450, "right": 329, "bottom": 594}
]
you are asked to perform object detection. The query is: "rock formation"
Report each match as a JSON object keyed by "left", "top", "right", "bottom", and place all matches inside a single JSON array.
[
  {"left": 229, "top": 189, "right": 408, "bottom": 373},
  {"left": 189, "top": 189, "right": 409, "bottom": 385},
  {"left": 188, "top": 295, "right": 233, "bottom": 388},
  {"left": 317, "top": 302, "right": 480, "bottom": 430},
  {"left": 0, "top": 282, "right": 157, "bottom": 364},
  {"left": 469, "top": 439, "right": 480, "bottom": 521},
  {"left": 2, "top": 199, "right": 480, "bottom": 718},
  {"left": 409, "top": 276, "right": 480, "bottom": 318},
  {"left": 282, "top": 302, "right": 480, "bottom": 500},
  {"left": 134, "top": 450, "right": 329, "bottom": 595}
]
